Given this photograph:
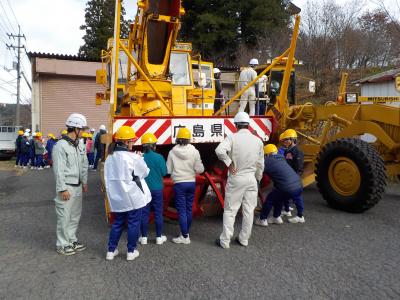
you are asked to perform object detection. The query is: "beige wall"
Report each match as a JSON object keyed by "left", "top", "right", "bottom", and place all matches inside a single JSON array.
[
  {"left": 31, "top": 57, "right": 109, "bottom": 135},
  {"left": 39, "top": 75, "right": 109, "bottom": 135}
]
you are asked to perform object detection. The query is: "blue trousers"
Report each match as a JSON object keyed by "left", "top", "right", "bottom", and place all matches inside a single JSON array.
[
  {"left": 174, "top": 182, "right": 196, "bottom": 238},
  {"left": 260, "top": 188, "right": 304, "bottom": 219},
  {"left": 87, "top": 152, "right": 94, "bottom": 166},
  {"left": 35, "top": 154, "right": 43, "bottom": 168},
  {"left": 20, "top": 153, "right": 29, "bottom": 166},
  {"left": 283, "top": 198, "right": 291, "bottom": 212},
  {"left": 256, "top": 101, "right": 266, "bottom": 115},
  {"left": 108, "top": 208, "right": 142, "bottom": 253},
  {"left": 15, "top": 150, "right": 21, "bottom": 165},
  {"left": 140, "top": 190, "right": 164, "bottom": 237}
]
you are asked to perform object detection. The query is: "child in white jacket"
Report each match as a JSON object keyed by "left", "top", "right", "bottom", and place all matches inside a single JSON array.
[
  {"left": 167, "top": 127, "right": 204, "bottom": 244},
  {"left": 104, "top": 126, "right": 151, "bottom": 261}
]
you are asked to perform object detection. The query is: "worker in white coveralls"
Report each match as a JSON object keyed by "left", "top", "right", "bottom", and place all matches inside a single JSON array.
[
  {"left": 215, "top": 112, "right": 264, "bottom": 248},
  {"left": 52, "top": 113, "right": 89, "bottom": 256},
  {"left": 238, "top": 58, "right": 259, "bottom": 116}
]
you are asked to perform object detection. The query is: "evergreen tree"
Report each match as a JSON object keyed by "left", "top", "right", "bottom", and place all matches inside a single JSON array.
[
  {"left": 180, "top": 0, "right": 289, "bottom": 62},
  {"left": 79, "top": 0, "right": 130, "bottom": 60}
]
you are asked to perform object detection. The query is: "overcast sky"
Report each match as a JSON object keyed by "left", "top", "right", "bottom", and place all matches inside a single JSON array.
[{"left": 0, "top": 0, "right": 398, "bottom": 105}]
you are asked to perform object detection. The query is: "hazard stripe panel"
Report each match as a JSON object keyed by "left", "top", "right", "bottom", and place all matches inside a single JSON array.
[{"left": 113, "top": 117, "right": 272, "bottom": 144}]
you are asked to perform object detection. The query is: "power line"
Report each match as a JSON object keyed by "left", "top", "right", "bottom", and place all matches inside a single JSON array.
[
  {"left": 5, "top": 0, "right": 20, "bottom": 29},
  {"left": 0, "top": 83, "right": 15, "bottom": 94},
  {"left": 0, "top": 77, "right": 16, "bottom": 85},
  {"left": 0, "top": 11, "right": 12, "bottom": 36},
  {"left": 0, "top": 0, "right": 16, "bottom": 33}
]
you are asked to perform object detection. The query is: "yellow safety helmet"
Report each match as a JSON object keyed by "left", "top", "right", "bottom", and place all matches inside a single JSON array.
[
  {"left": 61, "top": 130, "right": 68, "bottom": 135},
  {"left": 176, "top": 127, "right": 191, "bottom": 140},
  {"left": 18, "top": 130, "right": 24, "bottom": 135},
  {"left": 280, "top": 129, "right": 297, "bottom": 140},
  {"left": 47, "top": 133, "right": 55, "bottom": 139},
  {"left": 141, "top": 132, "right": 157, "bottom": 144},
  {"left": 115, "top": 126, "right": 136, "bottom": 140},
  {"left": 81, "top": 132, "right": 88, "bottom": 138},
  {"left": 87, "top": 133, "right": 93, "bottom": 138},
  {"left": 36, "top": 132, "right": 43, "bottom": 137},
  {"left": 264, "top": 144, "right": 278, "bottom": 155}
]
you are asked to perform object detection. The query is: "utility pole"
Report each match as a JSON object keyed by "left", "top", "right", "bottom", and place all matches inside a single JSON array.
[{"left": 6, "top": 25, "right": 25, "bottom": 127}]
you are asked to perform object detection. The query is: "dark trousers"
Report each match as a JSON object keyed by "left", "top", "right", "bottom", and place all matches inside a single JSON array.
[
  {"left": 108, "top": 208, "right": 142, "bottom": 253},
  {"left": 15, "top": 149, "right": 21, "bottom": 165},
  {"left": 20, "top": 153, "right": 29, "bottom": 166},
  {"left": 35, "top": 154, "right": 43, "bottom": 168},
  {"left": 260, "top": 188, "right": 304, "bottom": 220},
  {"left": 174, "top": 182, "right": 196, "bottom": 238},
  {"left": 93, "top": 150, "right": 103, "bottom": 170},
  {"left": 214, "top": 99, "right": 222, "bottom": 113},
  {"left": 87, "top": 152, "right": 94, "bottom": 166},
  {"left": 256, "top": 101, "right": 266, "bottom": 115},
  {"left": 140, "top": 190, "right": 164, "bottom": 237},
  {"left": 29, "top": 152, "right": 35, "bottom": 166},
  {"left": 283, "top": 198, "right": 291, "bottom": 212}
]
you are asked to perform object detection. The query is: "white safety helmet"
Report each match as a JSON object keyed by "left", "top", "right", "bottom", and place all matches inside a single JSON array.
[
  {"left": 213, "top": 67, "right": 221, "bottom": 74},
  {"left": 90, "top": 128, "right": 95, "bottom": 132},
  {"left": 249, "top": 58, "right": 259, "bottom": 66},
  {"left": 23, "top": 132, "right": 30, "bottom": 137},
  {"left": 32, "top": 132, "right": 37, "bottom": 137},
  {"left": 25, "top": 129, "right": 31, "bottom": 133},
  {"left": 99, "top": 124, "right": 106, "bottom": 131},
  {"left": 65, "top": 113, "right": 88, "bottom": 129},
  {"left": 234, "top": 111, "right": 250, "bottom": 124}
]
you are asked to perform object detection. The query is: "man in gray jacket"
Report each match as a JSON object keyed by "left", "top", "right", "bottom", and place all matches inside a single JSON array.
[
  {"left": 53, "top": 113, "right": 89, "bottom": 255},
  {"left": 215, "top": 112, "right": 264, "bottom": 249}
]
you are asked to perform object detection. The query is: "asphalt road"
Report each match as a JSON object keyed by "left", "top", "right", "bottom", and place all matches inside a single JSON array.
[{"left": 0, "top": 165, "right": 399, "bottom": 299}]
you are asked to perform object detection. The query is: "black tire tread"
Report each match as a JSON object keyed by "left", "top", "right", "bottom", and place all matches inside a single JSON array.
[{"left": 315, "top": 138, "right": 387, "bottom": 213}]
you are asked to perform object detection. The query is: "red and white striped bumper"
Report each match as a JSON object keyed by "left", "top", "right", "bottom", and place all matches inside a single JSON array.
[{"left": 113, "top": 117, "right": 273, "bottom": 145}]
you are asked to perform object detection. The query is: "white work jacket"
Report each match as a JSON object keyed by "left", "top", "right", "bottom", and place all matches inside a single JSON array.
[
  {"left": 104, "top": 150, "right": 151, "bottom": 212},
  {"left": 238, "top": 67, "right": 257, "bottom": 95},
  {"left": 215, "top": 129, "right": 264, "bottom": 181}
]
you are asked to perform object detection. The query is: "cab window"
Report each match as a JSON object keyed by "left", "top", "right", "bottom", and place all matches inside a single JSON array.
[
  {"left": 169, "top": 52, "right": 191, "bottom": 85},
  {"left": 192, "top": 64, "right": 212, "bottom": 89}
]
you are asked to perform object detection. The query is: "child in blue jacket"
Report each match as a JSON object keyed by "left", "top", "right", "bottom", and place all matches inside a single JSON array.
[{"left": 139, "top": 132, "right": 168, "bottom": 245}]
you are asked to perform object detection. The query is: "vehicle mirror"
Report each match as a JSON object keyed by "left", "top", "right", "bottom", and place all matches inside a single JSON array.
[{"left": 309, "top": 80, "right": 316, "bottom": 93}]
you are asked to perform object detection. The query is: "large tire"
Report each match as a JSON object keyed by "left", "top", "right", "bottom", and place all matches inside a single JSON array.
[{"left": 315, "top": 138, "right": 387, "bottom": 213}]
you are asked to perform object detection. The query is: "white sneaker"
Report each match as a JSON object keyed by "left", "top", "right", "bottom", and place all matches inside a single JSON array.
[
  {"left": 23, "top": 166, "right": 27, "bottom": 169},
  {"left": 14, "top": 165, "right": 18, "bottom": 168},
  {"left": 44, "top": 165, "right": 50, "bottom": 169},
  {"left": 156, "top": 235, "right": 167, "bottom": 245},
  {"left": 254, "top": 218, "right": 268, "bottom": 227},
  {"left": 38, "top": 167, "right": 43, "bottom": 170},
  {"left": 106, "top": 249, "right": 119, "bottom": 260},
  {"left": 172, "top": 235, "right": 190, "bottom": 244},
  {"left": 267, "top": 216, "right": 284, "bottom": 225},
  {"left": 281, "top": 211, "right": 292, "bottom": 217},
  {"left": 138, "top": 236, "right": 147, "bottom": 245},
  {"left": 127, "top": 250, "right": 139, "bottom": 261},
  {"left": 30, "top": 166, "right": 35, "bottom": 170},
  {"left": 288, "top": 216, "right": 305, "bottom": 224}
]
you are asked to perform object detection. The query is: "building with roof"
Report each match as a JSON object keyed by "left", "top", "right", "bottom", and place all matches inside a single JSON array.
[
  {"left": 28, "top": 53, "right": 242, "bottom": 135},
  {"left": 28, "top": 52, "right": 108, "bottom": 135},
  {"left": 354, "top": 68, "right": 400, "bottom": 98}
]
